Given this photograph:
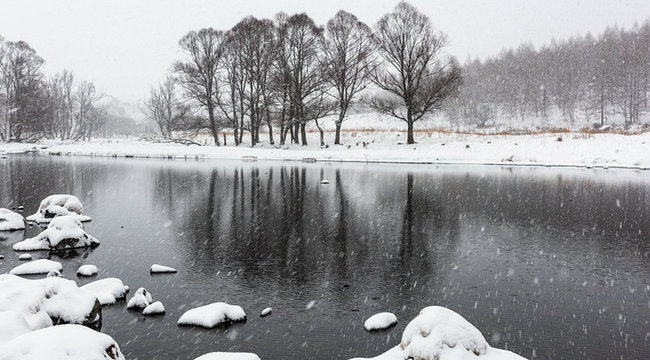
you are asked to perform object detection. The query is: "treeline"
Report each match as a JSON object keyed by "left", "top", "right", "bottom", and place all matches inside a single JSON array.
[
  {"left": 147, "top": 1, "right": 460, "bottom": 146},
  {"left": 0, "top": 38, "right": 109, "bottom": 142},
  {"left": 452, "top": 21, "right": 650, "bottom": 128}
]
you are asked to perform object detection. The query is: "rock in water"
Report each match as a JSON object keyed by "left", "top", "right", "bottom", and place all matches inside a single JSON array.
[
  {"left": 13, "top": 215, "right": 99, "bottom": 251},
  {"left": 26, "top": 194, "right": 92, "bottom": 224},
  {"left": 0, "top": 208, "right": 26, "bottom": 231},
  {"left": 364, "top": 312, "right": 398, "bottom": 331},
  {"left": 150, "top": 264, "right": 177, "bottom": 273},
  {"left": 143, "top": 301, "right": 165, "bottom": 315},
  {"left": 178, "top": 302, "right": 246, "bottom": 328}
]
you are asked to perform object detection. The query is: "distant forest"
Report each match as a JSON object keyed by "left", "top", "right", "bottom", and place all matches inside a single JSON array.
[{"left": 1, "top": 1, "right": 648, "bottom": 145}]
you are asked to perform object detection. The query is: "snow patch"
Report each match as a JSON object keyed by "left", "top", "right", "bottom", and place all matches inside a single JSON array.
[
  {"left": 18, "top": 254, "right": 32, "bottom": 261},
  {"left": 0, "top": 208, "right": 26, "bottom": 231},
  {"left": 177, "top": 302, "right": 246, "bottom": 328},
  {"left": 364, "top": 312, "right": 398, "bottom": 331},
  {"left": 13, "top": 215, "right": 99, "bottom": 251},
  {"left": 260, "top": 307, "right": 272, "bottom": 317}
]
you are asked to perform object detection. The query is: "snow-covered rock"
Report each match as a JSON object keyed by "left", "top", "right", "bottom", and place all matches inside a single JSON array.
[
  {"left": 81, "top": 278, "right": 129, "bottom": 305},
  {"left": 13, "top": 215, "right": 99, "bottom": 251},
  {"left": 47, "top": 269, "right": 62, "bottom": 278},
  {"left": 260, "top": 307, "right": 272, "bottom": 317},
  {"left": 17, "top": 254, "right": 32, "bottom": 260},
  {"left": 77, "top": 264, "right": 98, "bottom": 277},
  {"left": 0, "top": 324, "right": 125, "bottom": 360},
  {"left": 9, "top": 259, "right": 62, "bottom": 275},
  {"left": 177, "top": 302, "right": 246, "bottom": 328},
  {"left": 350, "top": 306, "right": 527, "bottom": 360},
  {"left": 364, "top": 312, "right": 398, "bottom": 331},
  {"left": 0, "top": 274, "right": 102, "bottom": 330},
  {"left": 25, "top": 194, "right": 91, "bottom": 224},
  {"left": 0, "top": 208, "right": 26, "bottom": 231},
  {"left": 150, "top": 264, "right": 177, "bottom": 273},
  {"left": 194, "top": 353, "right": 261, "bottom": 360},
  {"left": 143, "top": 301, "right": 165, "bottom": 315},
  {"left": 126, "top": 287, "right": 153, "bottom": 310}
]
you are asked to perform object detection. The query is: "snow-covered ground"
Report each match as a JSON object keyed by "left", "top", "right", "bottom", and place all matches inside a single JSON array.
[{"left": 1, "top": 119, "right": 647, "bottom": 170}]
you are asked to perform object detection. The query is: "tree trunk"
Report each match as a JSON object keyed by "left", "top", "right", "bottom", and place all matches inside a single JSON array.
[
  {"left": 315, "top": 119, "right": 325, "bottom": 147},
  {"left": 406, "top": 120, "right": 415, "bottom": 144},
  {"left": 300, "top": 122, "right": 307, "bottom": 146}
]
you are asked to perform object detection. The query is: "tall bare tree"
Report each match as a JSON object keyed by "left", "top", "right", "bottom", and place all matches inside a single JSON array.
[
  {"left": 322, "top": 10, "right": 377, "bottom": 145},
  {"left": 143, "top": 76, "right": 188, "bottom": 138},
  {"left": 370, "top": 2, "right": 461, "bottom": 144},
  {"left": 175, "top": 28, "right": 224, "bottom": 145}
]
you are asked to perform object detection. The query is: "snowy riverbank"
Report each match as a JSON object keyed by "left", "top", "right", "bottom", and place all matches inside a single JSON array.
[{"left": 1, "top": 130, "right": 648, "bottom": 170}]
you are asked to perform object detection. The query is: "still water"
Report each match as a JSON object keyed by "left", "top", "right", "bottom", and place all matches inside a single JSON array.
[{"left": 0, "top": 156, "right": 648, "bottom": 360}]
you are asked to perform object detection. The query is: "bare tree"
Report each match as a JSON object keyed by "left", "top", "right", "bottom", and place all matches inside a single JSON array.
[
  {"left": 322, "top": 10, "right": 377, "bottom": 145},
  {"left": 283, "top": 13, "right": 331, "bottom": 146},
  {"left": 75, "top": 80, "right": 102, "bottom": 140},
  {"left": 370, "top": 2, "right": 461, "bottom": 144},
  {"left": 175, "top": 28, "right": 224, "bottom": 145},
  {"left": 143, "top": 76, "right": 188, "bottom": 138}
]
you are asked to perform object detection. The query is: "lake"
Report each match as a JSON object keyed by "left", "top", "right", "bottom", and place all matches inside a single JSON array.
[{"left": 0, "top": 156, "right": 648, "bottom": 359}]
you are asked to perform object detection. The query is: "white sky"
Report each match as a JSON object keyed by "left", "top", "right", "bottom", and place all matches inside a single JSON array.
[{"left": 1, "top": 0, "right": 649, "bottom": 103}]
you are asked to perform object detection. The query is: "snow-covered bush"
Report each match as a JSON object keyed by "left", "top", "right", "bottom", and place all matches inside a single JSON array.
[
  {"left": 26, "top": 194, "right": 91, "bottom": 224},
  {"left": 0, "top": 208, "right": 26, "bottom": 231},
  {"left": 13, "top": 215, "right": 99, "bottom": 251}
]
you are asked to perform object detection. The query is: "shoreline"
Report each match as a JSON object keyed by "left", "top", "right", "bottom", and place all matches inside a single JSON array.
[{"left": 1, "top": 131, "right": 648, "bottom": 171}]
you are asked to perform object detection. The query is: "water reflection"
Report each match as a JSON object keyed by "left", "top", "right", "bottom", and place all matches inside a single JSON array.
[{"left": 0, "top": 157, "right": 648, "bottom": 359}]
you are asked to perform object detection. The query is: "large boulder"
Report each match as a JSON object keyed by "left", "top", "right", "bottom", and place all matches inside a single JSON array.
[
  {"left": 26, "top": 194, "right": 91, "bottom": 224},
  {"left": 0, "top": 208, "right": 26, "bottom": 231},
  {"left": 13, "top": 215, "right": 99, "bottom": 251}
]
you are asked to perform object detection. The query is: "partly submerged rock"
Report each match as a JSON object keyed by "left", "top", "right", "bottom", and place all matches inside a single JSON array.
[
  {"left": 81, "top": 278, "right": 129, "bottom": 306},
  {"left": 77, "top": 264, "right": 98, "bottom": 277},
  {"left": 26, "top": 194, "right": 91, "bottom": 224},
  {"left": 364, "top": 312, "right": 397, "bottom": 331},
  {"left": 194, "top": 352, "right": 260, "bottom": 360},
  {"left": 10, "top": 259, "right": 62, "bottom": 275},
  {"left": 13, "top": 215, "right": 99, "bottom": 251},
  {"left": 150, "top": 264, "right": 177, "bottom": 273},
  {"left": 143, "top": 301, "right": 165, "bottom": 315},
  {"left": 178, "top": 302, "right": 246, "bottom": 328},
  {"left": 260, "top": 307, "right": 272, "bottom": 317},
  {"left": 350, "top": 306, "right": 528, "bottom": 360},
  {"left": 127, "top": 288, "right": 152, "bottom": 310},
  {"left": 0, "top": 208, "right": 26, "bottom": 231},
  {"left": 1, "top": 324, "right": 125, "bottom": 360}
]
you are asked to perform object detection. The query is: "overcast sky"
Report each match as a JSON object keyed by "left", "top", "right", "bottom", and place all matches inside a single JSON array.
[{"left": 1, "top": 0, "right": 649, "bottom": 103}]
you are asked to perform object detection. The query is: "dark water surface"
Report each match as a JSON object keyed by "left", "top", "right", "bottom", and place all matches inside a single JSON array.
[{"left": 0, "top": 156, "right": 648, "bottom": 360}]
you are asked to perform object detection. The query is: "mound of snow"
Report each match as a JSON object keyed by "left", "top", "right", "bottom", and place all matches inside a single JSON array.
[
  {"left": 350, "top": 306, "right": 527, "bottom": 360},
  {"left": 9, "top": 259, "right": 62, "bottom": 275},
  {"left": 26, "top": 194, "right": 91, "bottom": 224},
  {"left": 81, "top": 278, "right": 129, "bottom": 305},
  {"left": 364, "top": 312, "right": 398, "bottom": 331},
  {"left": 177, "top": 302, "right": 246, "bottom": 328},
  {"left": 143, "top": 301, "right": 165, "bottom": 315},
  {"left": 1, "top": 324, "right": 125, "bottom": 360},
  {"left": 0, "top": 274, "right": 101, "bottom": 330},
  {"left": 77, "top": 265, "right": 98, "bottom": 277},
  {"left": 13, "top": 215, "right": 99, "bottom": 251},
  {"left": 194, "top": 353, "right": 261, "bottom": 360},
  {"left": 47, "top": 269, "right": 62, "bottom": 277},
  {"left": 18, "top": 254, "right": 32, "bottom": 260},
  {"left": 127, "top": 288, "right": 152, "bottom": 309},
  {"left": 150, "top": 264, "right": 177, "bottom": 273},
  {"left": 0, "top": 208, "right": 26, "bottom": 231}
]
